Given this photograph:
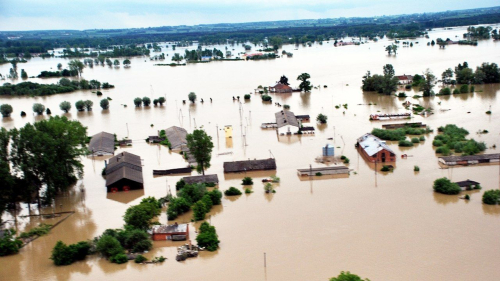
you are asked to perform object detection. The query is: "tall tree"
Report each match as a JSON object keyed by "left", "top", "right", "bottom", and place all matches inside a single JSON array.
[
  {"left": 172, "top": 53, "right": 183, "bottom": 64},
  {"left": 421, "top": 69, "right": 437, "bottom": 96},
  {"left": 297, "top": 73, "right": 312, "bottom": 92},
  {"left": 68, "top": 60, "right": 85, "bottom": 77},
  {"left": 382, "top": 64, "right": 398, "bottom": 95},
  {"left": 186, "top": 129, "right": 214, "bottom": 175}
]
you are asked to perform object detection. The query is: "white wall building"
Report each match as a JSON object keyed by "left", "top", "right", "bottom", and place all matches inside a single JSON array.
[{"left": 275, "top": 110, "right": 300, "bottom": 135}]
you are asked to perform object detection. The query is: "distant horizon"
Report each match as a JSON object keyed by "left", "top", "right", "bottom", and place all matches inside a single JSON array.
[{"left": 0, "top": 0, "right": 499, "bottom": 32}]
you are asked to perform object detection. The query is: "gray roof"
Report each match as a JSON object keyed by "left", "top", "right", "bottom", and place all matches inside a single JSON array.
[
  {"left": 151, "top": 224, "right": 188, "bottom": 234},
  {"left": 165, "top": 126, "right": 188, "bottom": 149},
  {"left": 106, "top": 152, "right": 142, "bottom": 175},
  {"left": 275, "top": 110, "right": 299, "bottom": 128},
  {"left": 357, "top": 133, "right": 395, "bottom": 156},
  {"left": 223, "top": 158, "right": 276, "bottom": 173},
  {"left": 439, "top": 154, "right": 500, "bottom": 163},
  {"left": 182, "top": 174, "right": 219, "bottom": 185},
  {"left": 89, "top": 132, "right": 115, "bottom": 154},
  {"left": 295, "top": 115, "right": 310, "bottom": 119},
  {"left": 297, "top": 166, "right": 349, "bottom": 173},
  {"left": 105, "top": 166, "right": 144, "bottom": 187},
  {"left": 455, "top": 180, "right": 480, "bottom": 187}
]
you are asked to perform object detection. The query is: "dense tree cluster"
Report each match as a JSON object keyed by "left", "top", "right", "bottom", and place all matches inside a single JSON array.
[
  {"left": 432, "top": 124, "right": 486, "bottom": 156},
  {"left": 442, "top": 62, "right": 500, "bottom": 85},
  {"left": 433, "top": 178, "right": 461, "bottom": 195},
  {"left": 167, "top": 181, "right": 222, "bottom": 221},
  {"left": 361, "top": 64, "right": 399, "bottom": 95},
  {"left": 0, "top": 78, "right": 113, "bottom": 96},
  {"left": 196, "top": 222, "right": 220, "bottom": 251}
]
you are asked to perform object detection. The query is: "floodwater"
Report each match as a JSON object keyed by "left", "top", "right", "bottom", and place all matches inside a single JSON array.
[{"left": 1, "top": 25, "right": 500, "bottom": 281}]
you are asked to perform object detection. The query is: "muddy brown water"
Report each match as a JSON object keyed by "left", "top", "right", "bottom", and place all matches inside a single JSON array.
[{"left": 1, "top": 25, "right": 500, "bottom": 281}]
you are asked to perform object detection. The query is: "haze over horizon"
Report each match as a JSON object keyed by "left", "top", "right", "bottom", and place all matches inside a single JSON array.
[{"left": 0, "top": 0, "right": 499, "bottom": 31}]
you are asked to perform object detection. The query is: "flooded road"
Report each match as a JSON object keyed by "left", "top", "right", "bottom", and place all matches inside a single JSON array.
[{"left": 1, "top": 25, "right": 500, "bottom": 281}]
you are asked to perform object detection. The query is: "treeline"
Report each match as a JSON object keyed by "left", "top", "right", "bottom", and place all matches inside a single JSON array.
[
  {"left": 38, "top": 69, "right": 78, "bottom": 78},
  {"left": 184, "top": 48, "right": 225, "bottom": 61},
  {"left": 0, "top": 78, "right": 114, "bottom": 96},
  {"left": 442, "top": 62, "right": 500, "bottom": 85},
  {"left": 60, "top": 45, "right": 150, "bottom": 58},
  {"left": 432, "top": 124, "right": 486, "bottom": 156}
]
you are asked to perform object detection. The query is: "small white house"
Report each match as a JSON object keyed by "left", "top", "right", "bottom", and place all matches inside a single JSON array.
[{"left": 275, "top": 110, "right": 300, "bottom": 135}]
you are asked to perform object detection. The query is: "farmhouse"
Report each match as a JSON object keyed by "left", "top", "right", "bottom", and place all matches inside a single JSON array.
[
  {"left": 105, "top": 152, "right": 143, "bottom": 192},
  {"left": 395, "top": 74, "right": 413, "bottom": 85},
  {"left": 88, "top": 131, "right": 115, "bottom": 156},
  {"left": 455, "top": 180, "right": 480, "bottom": 191},
  {"left": 275, "top": 110, "right": 300, "bottom": 135},
  {"left": 356, "top": 133, "right": 396, "bottom": 163},
  {"left": 269, "top": 83, "right": 292, "bottom": 93},
  {"left": 151, "top": 223, "right": 189, "bottom": 241}
]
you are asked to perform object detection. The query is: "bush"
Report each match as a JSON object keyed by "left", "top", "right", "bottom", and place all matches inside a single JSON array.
[
  {"left": 19, "top": 223, "right": 51, "bottom": 238},
  {"left": 245, "top": 188, "right": 253, "bottom": 194},
  {"left": 134, "top": 97, "right": 142, "bottom": 107},
  {"left": 175, "top": 179, "right": 186, "bottom": 190},
  {"left": 330, "top": 271, "right": 370, "bottom": 281},
  {"left": 411, "top": 137, "right": 420, "bottom": 143},
  {"left": 452, "top": 88, "right": 460, "bottom": 94},
  {"left": 96, "top": 235, "right": 124, "bottom": 258},
  {"left": 405, "top": 85, "right": 411, "bottom": 90},
  {"left": 224, "top": 187, "right": 242, "bottom": 196},
  {"left": 470, "top": 86, "right": 475, "bottom": 92},
  {"left": 123, "top": 201, "right": 161, "bottom": 230},
  {"left": 433, "top": 177, "right": 461, "bottom": 195},
  {"left": 192, "top": 200, "right": 208, "bottom": 221},
  {"left": 51, "top": 240, "right": 91, "bottom": 265},
  {"left": 397, "top": 92, "right": 406, "bottom": 97},
  {"left": 110, "top": 253, "right": 128, "bottom": 264},
  {"left": 20, "top": 111, "right": 26, "bottom": 117},
  {"left": 261, "top": 94, "right": 272, "bottom": 102},
  {"left": 398, "top": 140, "right": 413, "bottom": 147},
  {"left": 315, "top": 172, "right": 323, "bottom": 176},
  {"left": 196, "top": 222, "right": 219, "bottom": 251},
  {"left": 414, "top": 166, "right": 420, "bottom": 172},
  {"left": 178, "top": 183, "right": 207, "bottom": 204},
  {"left": 380, "top": 165, "right": 391, "bottom": 172},
  {"left": 432, "top": 140, "right": 443, "bottom": 147},
  {"left": 482, "top": 190, "right": 500, "bottom": 205},
  {"left": 142, "top": 97, "right": 151, "bottom": 106},
  {"left": 244, "top": 94, "right": 251, "bottom": 100},
  {"left": 316, "top": 113, "right": 327, "bottom": 124},
  {"left": 459, "top": 84, "right": 469, "bottom": 93},
  {"left": 283, "top": 104, "right": 290, "bottom": 109},
  {"left": 242, "top": 177, "right": 253, "bottom": 185},
  {"left": 435, "top": 146, "right": 451, "bottom": 155},
  {"left": 96, "top": 91, "right": 103, "bottom": 96},
  {"left": 439, "top": 87, "right": 451, "bottom": 95},
  {"left": 135, "top": 255, "right": 147, "bottom": 263},
  {"left": 419, "top": 136, "right": 425, "bottom": 141},
  {"left": 75, "top": 100, "right": 85, "bottom": 111},
  {"left": 0, "top": 229, "right": 23, "bottom": 256},
  {"left": 464, "top": 194, "right": 470, "bottom": 200}
]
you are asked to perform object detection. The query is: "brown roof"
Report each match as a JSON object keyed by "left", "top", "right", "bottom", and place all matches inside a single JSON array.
[
  {"left": 223, "top": 158, "right": 276, "bottom": 173},
  {"left": 106, "top": 152, "right": 142, "bottom": 175},
  {"left": 105, "top": 166, "right": 144, "bottom": 187},
  {"left": 88, "top": 131, "right": 115, "bottom": 155},
  {"left": 165, "top": 126, "right": 187, "bottom": 149},
  {"left": 274, "top": 83, "right": 292, "bottom": 90}
]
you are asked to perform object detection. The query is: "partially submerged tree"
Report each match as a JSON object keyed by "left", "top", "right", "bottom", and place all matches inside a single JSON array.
[
  {"left": 188, "top": 92, "right": 197, "bottom": 103},
  {"left": 68, "top": 59, "right": 85, "bottom": 76},
  {"left": 134, "top": 97, "right": 142, "bottom": 107},
  {"left": 421, "top": 69, "right": 437, "bottom": 96},
  {"left": 0, "top": 104, "right": 13, "bottom": 117},
  {"left": 297, "top": 73, "right": 312, "bottom": 92},
  {"left": 32, "top": 103, "right": 45, "bottom": 115},
  {"left": 100, "top": 99, "right": 109, "bottom": 109},
  {"left": 186, "top": 129, "right": 214, "bottom": 175},
  {"left": 316, "top": 113, "right": 328, "bottom": 124},
  {"left": 59, "top": 101, "right": 71, "bottom": 113}
]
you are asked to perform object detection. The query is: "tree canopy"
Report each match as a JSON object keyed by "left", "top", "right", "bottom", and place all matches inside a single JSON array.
[
  {"left": 186, "top": 129, "right": 214, "bottom": 175},
  {"left": 297, "top": 73, "right": 312, "bottom": 92}
]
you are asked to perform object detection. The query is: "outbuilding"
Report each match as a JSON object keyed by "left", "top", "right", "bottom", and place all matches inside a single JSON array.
[
  {"left": 88, "top": 131, "right": 115, "bottom": 156},
  {"left": 275, "top": 110, "right": 300, "bottom": 135},
  {"left": 151, "top": 223, "right": 189, "bottom": 241},
  {"left": 356, "top": 133, "right": 396, "bottom": 163},
  {"left": 105, "top": 152, "right": 144, "bottom": 192}
]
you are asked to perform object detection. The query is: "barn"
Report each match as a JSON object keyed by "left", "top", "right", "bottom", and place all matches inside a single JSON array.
[
  {"left": 105, "top": 152, "right": 144, "bottom": 192},
  {"left": 357, "top": 133, "right": 396, "bottom": 163},
  {"left": 88, "top": 131, "right": 115, "bottom": 156},
  {"left": 151, "top": 223, "right": 189, "bottom": 241},
  {"left": 275, "top": 110, "right": 300, "bottom": 135}
]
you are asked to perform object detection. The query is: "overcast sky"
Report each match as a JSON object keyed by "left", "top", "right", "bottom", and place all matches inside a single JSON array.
[{"left": 0, "top": 0, "right": 498, "bottom": 31}]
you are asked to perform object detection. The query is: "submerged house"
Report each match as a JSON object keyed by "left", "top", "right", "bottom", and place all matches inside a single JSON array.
[
  {"left": 165, "top": 126, "right": 188, "bottom": 150},
  {"left": 275, "top": 110, "right": 300, "bottom": 135},
  {"left": 105, "top": 152, "right": 143, "bottom": 192},
  {"left": 88, "top": 131, "right": 115, "bottom": 156},
  {"left": 395, "top": 74, "right": 413, "bottom": 85},
  {"left": 151, "top": 223, "right": 189, "bottom": 241},
  {"left": 356, "top": 133, "right": 396, "bottom": 163},
  {"left": 269, "top": 83, "right": 292, "bottom": 93},
  {"left": 455, "top": 180, "right": 481, "bottom": 191}
]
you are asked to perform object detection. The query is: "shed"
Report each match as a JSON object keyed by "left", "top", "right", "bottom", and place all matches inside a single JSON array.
[
  {"left": 295, "top": 115, "right": 310, "bottom": 122},
  {"left": 356, "top": 133, "right": 396, "bottom": 163},
  {"left": 438, "top": 154, "right": 500, "bottom": 166},
  {"left": 151, "top": 223, "right": 189, "bottom": 241},
  {"left": 275, "top": 110, "right": 300, "bottom": 135},
  {"left": 88, "top": 131, "right": 115, "bottom": 156},
  {"left": 182, "top": 174, "right": 219, "bottom": 185},
  {"left": 297, "top": 166, "right": 350, "bottom": 176},
  {"left": 224, "top": 158, "right": 276, "bottom": 173},
  {"left": 165, "top": 126, "right": 188, "bottom": 150}
]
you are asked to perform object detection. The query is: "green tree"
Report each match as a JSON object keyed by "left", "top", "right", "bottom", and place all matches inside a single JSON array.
[
  {"left": 113, "top": 59, "right": 120, "bottom": 66},
  {"left": 123, "top": 201, "right": 160, "bottom": 230},
  {"left": 158, "top": 97, "right": 166, "bottom": 105},
  {"left": 172, "top": 53, "right": 183, "bottom": 64},
  {"left": 421, "top": 69, "right": 437, "bottom": 96},
  {"left": 186, "top": 129, "right": 214, "bottom": 175},
  {"left": 196, "top": 222, "right": 219, "bottom": 251},
  {"left": 188, "top": 92, "right": 197, "bottom": 103},
  {"left": 297, "top": 73, "right": 312, "bottom": 92},
  {"left": 123, "top": 59, "right": 131, "bottom": 67},
  {"left": 330, "top": 271, "right": 370, "bottom": 281},
  {"left": 382, "top": 64, "right": 398, "bottom": 95},
  {"left": 142, "top": 97, "right": 151, "bottom": 106},
  {"left": 166, "top": 197, "right": 191, "bottom": 220},
  {"left": 206, "top": 189, "right": 222, "bottom": 205},
  {"left": 0, "top": 104, "right": 13, "bottom": 117},
  {"left": 96, "top": 235, "right": 124, "bottom": 257},
  {"left": 21, "top": 69, "right": 28, "bottom": 79},
  {"left": 59, "top": 101, "right": 71, "bottom": 113},
  {"left": 0, "top": 229, "right": 23, "bottom": 256},
  {"left": 100, "top": 99, "right": 109, "bottom": 109},
  {"left": 32, "top": 103, "right": 45, "bottom": 115},
  {"left": 178, "top": 183, "right": 207, "bottom": 204},
  {"left": 482, "top": 190, "right": 500, "bottom": 205},
  {"left": 83, "top": 100, "right": 93, "bottom": 111},
  {"left": 50, "top": 241, "right": 75, "bottom": 265},
  {"left": 192, "top": 200, "right": 207, "bottom": 221},
  {"left": 134, "top": 97, "right": 142, "bottom": 107},
  {"left": 316, "top": 113, "right": 327, "bottom": 124},
  {"left": 441, "top": 68, "right": 454, "bottom": 85},
  {"left": 75, "top": 100, "right": 85, "bottom": 111},
  {"left": 68, "top": 60, "right": 85, "bottom": 76},
  {"left": 433, "top": 177, "right": 460, "bottom": 195},
  {"left": 105, "top": 58, "right": 112, "bottom": 67}
]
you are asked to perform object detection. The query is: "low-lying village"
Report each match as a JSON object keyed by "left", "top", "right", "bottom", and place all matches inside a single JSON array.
[{"left": 1, "top": 3, "right": 500, "bottom": 281}]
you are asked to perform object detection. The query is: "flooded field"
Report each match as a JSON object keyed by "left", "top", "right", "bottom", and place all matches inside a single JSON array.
[{"left": 1, "top": 25, "right": 500, "bottom": 281}]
